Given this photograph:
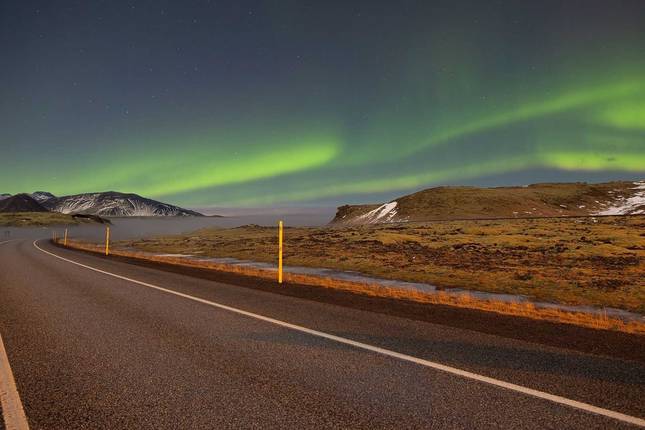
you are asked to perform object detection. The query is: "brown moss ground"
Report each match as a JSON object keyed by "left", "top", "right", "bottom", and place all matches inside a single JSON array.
[{"left": 119, "top": 216, "right": 645, "bottom": 313}]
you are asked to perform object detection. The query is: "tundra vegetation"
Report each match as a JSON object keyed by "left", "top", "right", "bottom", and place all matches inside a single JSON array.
[{"left": 120, "top": 215, "right": 644, "bottom": 314}]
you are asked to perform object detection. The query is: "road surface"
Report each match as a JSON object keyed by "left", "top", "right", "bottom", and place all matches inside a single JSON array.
[{"left": 0, "top": 238, "right": 643, "bottom": 429}]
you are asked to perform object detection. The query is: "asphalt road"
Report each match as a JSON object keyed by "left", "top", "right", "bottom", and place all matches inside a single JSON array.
[{"left": 0, "top": 238, "right": 643, "bottom": 429}]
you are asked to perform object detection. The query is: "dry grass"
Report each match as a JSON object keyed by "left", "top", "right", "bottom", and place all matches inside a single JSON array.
[
  {"left": 118, "top": 216, "right": 645, "bottom": 314},
  {"left": 58, "top": 216, "right": 645, "bottom": 334}
]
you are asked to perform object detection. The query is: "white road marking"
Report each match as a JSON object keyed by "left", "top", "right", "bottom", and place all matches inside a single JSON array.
[
  {"left": 0, "top": 331, "right": 30, "bottom": 430},
  {"left": 33, "top": 240, "right": 645, "bottom": 427},
  {"left": 0, "top": 239, "right": 30, "bottom": 429}
]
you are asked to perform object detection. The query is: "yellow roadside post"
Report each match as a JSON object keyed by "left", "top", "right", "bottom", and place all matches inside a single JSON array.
[
  {"left": 278, "top": 220, "right": 283, "bottom": 284},
  {"left": 105, "top": 226, "right": 110, "bottom": 256},
  {"left": 64, "top": 228, "right": 68, "bottom": 247}
]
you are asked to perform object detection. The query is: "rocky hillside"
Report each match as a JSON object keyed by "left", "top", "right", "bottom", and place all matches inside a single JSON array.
[
  {"left": 42, "top": 191, "right": 204, "bottom": 217},
  {"left": 332, "top": 181, "right": 645, "bottom": 224},
  {"left": 30, "top": 191, "right": 56, "bottom": 202}
]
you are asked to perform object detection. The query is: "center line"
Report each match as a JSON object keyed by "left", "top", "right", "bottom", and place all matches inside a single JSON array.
[{"left": 33, "top": 239, "right": 645, "bottom": 427}]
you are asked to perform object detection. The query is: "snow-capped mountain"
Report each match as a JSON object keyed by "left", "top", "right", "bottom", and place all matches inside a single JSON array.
[
  {"left": 42, "top": 191, "right": 203, "bottom": 217},
  {"left": 30, "top": 191, "right": 56, "bottom": 203}
]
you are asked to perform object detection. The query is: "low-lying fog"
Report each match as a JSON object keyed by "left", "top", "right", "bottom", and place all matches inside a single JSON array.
[{"left": 2, "top": 208, "right": 337, "bottom": 242}]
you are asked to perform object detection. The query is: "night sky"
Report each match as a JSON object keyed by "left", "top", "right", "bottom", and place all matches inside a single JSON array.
[{"left": 2, "top": 1, "right": 644, "bottom": 208}]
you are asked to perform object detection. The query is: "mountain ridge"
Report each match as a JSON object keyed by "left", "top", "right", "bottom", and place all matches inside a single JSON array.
[
  {"left": 42, "top": 191, "right": 204, "bottom": 217},
  {"left": 0, "top": 191, "right": 204, "bottom": 217}
]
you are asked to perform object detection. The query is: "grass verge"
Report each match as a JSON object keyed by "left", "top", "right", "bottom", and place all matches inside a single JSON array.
[{"left": 58, "top": 228, "right": 645, "bottom": 334}]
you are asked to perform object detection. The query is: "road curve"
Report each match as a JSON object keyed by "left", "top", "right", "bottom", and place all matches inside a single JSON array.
[{"left": 0, "top": 238, "right": 643, "bottom": 429}]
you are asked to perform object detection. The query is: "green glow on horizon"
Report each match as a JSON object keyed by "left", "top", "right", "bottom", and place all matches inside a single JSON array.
[{"left": 0, "top": 129, "right": 341, "bottom": 198}]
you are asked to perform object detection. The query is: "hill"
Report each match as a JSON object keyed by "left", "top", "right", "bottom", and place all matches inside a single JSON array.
[
  {"left": 0, "top": 194, "right": 49, "bottom": 213},
  {"left": 331, "top": 180, "right": 645, "bottom": 224}
]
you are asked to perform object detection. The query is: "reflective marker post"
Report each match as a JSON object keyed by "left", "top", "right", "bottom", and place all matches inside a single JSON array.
[
  {"left": 105, "top": 226, "right": 110, "bottom": 256},
  {"left": 278, "top": 220, "right": 283, "bottom": 284}
]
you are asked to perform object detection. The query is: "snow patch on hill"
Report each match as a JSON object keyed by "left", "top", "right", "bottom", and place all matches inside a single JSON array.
[
  {"left": 356, "top": 201, "right": 398, "bottom": 224},
  {"left": 595, "top": 181, "right": 645, "bottom": 215}
]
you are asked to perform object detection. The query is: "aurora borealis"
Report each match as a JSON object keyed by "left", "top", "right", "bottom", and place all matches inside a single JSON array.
[{"left": 1, "top": 1, "right": 644, "bottom": 208}]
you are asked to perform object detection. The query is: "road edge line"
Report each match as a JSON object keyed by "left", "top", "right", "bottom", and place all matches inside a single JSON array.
[
  {"left": 33, "top": 239, "right": 645, "bottom": 427},
  {"left": 0, "top": 331, "right": 30, "bottom": 430}
]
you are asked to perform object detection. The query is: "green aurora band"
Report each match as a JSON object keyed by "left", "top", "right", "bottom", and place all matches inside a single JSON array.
[
  {"left": 2, "top": 71, "right": 644, "bottom": 206},
  {"left": 3, "top": 2, "right": 645, "bottom": 207}
]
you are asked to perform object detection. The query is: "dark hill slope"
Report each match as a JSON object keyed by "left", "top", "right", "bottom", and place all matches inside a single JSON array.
[{"left": 0, "top": 194, "right": 49, "bottom": 213}]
